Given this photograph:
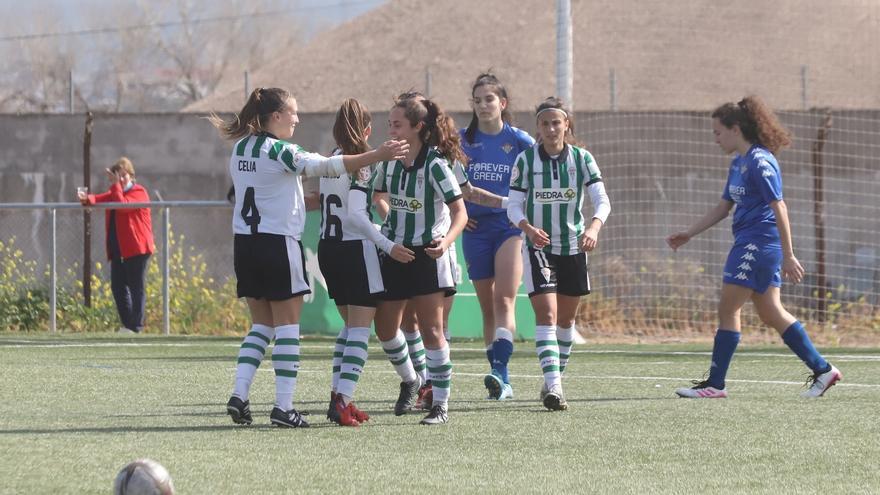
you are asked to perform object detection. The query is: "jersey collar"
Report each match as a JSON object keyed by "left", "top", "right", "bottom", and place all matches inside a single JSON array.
[
  {"left": 538, "top": 142, "right": 569, "bottom": 163},
  {"left": 403, "top": 144, "right": 430, "bottom": 173}
]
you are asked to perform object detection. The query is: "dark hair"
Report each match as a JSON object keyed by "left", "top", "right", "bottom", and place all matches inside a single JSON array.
[
  {"left": 392, "top": 95, "right": 467, "bottom": 166},
  {"left": 535, "top": 96, "right": 579, "bottom": 146},
  {"left": 711, "top": 95, "right": 793, "bottom": 153},
  {"left": 333, "top": 98, "right": 372, "bottom": 155},
  {"left": 208, "top": 87, "right": 292, "bottom": 140},
  {"left": 464, "top": 72, "right": 513, "bottom": 144}
]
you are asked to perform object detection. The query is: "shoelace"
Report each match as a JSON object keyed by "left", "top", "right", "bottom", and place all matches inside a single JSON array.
[
  {"left": 288, "top": 409, "right": 306, "bottom": 425},
  {"left": 803, "top": 371, "right": 821, "bottom": 388},
  {"left": 690, "top": 379, "right": 712, "bottom": 389},
  {"left": 429, "top": 405, "right": 446, "bottom": 418}
]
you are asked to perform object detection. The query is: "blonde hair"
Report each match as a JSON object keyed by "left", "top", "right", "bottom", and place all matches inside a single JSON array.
[{"left": 111, "top": 157, "right": 136, "bottom": 177}]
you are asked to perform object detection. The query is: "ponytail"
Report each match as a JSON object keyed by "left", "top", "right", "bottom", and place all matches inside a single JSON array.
[
  {"left": 333, "top": 98, "right": 372, "bottom": 155},
  {"left": 208, "top": 87, "right": 292, "bottom": 140},
  {"left": 712, "top": 95, "right": 792, "bottom": 153},
  {"left": 393, "top": 95, "right": 466, "bottom": 167}
]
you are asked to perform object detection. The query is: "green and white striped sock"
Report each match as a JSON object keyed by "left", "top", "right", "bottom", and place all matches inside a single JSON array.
[
  {"left": 557, "top": 325, "right": 575, "bottom": 374},
  {"left": 337, "top": 327, "right": 369, "bottom": 400},
  {"left": 404, "top": 329, "right": 428, "bottom": 384},
  {"left": 535, "top": 325, "right": 561, "bottom": 388},
  {"left": 331, "top": 327, "right": 349, "bottom": 392},
  {"left": 272, "top": 324, "right": 300, "bottom": 411},
  {"left": 232, "top": 324, "right": 275, "bottom": 400},
  {"left": 426, "top": 344, "right": 452, "bottom": 405},
  {"left": 381, "top": 330, "right": 417, "bottom": 384}
]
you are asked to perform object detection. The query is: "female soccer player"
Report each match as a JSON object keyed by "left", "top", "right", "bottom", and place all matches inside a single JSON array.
[
  {"left": 372, "top": 95, "right": 468, "bottom": 425},
  {"left": 319, "top": 98, "right": 417, "bottom": 426},
  {"left": 460, "top": 73, "right": 535, "bottom": 400},
  {"left": 667, "top": 96, "right": 841, "bottom": 399},
  {"left": 507, "top": 97, "right": 611, "bottom": 411},
  {"left": 210, "top": 87, "right": 407, "bottom": 428}
]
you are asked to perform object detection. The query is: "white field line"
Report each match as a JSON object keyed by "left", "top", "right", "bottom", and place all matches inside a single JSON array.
[
  {"left": 241, "top": 368, "right": 880, "bottom": 389},
  {"left": 5, "top": 341, "right": 880, "bottom": 362}
]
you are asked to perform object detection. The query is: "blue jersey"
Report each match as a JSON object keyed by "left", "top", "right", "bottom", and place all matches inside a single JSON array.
[
  {"left": 722, "top": 145, "right": 783, "bottom": 244},
  {"left": 459, "top": 123, "right": 534, "bottom": 218}
]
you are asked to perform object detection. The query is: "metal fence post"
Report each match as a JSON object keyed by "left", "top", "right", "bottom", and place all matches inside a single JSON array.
[
  {"left": 50, "top": 208, "right": 57, "bottom": 333},
  {"left": 163, "top": 206, "right": 170, "bottom": 335}
]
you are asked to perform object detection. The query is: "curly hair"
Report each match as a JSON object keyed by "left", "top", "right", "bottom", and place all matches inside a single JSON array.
[{"left": 711, "top": 95, "right": 793, "bottom": 154}]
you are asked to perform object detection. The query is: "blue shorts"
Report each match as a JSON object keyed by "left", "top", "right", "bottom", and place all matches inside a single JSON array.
[
  {"left": 722, "top": 240, "right": 782, "bottom": 293},
  {"left": 462, "top": 214, "right": 521, "bottom": 281}
]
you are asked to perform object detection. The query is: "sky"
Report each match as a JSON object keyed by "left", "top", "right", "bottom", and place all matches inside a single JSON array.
[{"left": 3, "top": 0, "right": 388, "bottom": 41}]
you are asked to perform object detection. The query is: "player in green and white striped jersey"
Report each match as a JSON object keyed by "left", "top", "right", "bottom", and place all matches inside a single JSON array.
[
  {"left": 372, "top": 95, "right": 468, "bottom": 425},
  {"left": 209, "top": 87, "right": 407, "bottom": 428},
  {"left": 508, "top": 97, "right": 611, "bottom": 411}
]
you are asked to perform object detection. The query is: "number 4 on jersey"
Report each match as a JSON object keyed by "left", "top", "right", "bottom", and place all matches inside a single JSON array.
[{"left": 241, "top": 187, "right": 261, "bottom": 234}]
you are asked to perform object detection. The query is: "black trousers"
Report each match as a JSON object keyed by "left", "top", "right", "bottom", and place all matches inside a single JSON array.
[{"left": 110, "top": 253, "right": 150, "bottom": 332}]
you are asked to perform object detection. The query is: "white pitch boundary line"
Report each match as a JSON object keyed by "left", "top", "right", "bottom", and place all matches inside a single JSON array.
[
  {"left": 5, "top": 341, "right": 880, "bottom": 362},
  {"left": 239, "top": 368, "right": 880, "bottom": 389}
]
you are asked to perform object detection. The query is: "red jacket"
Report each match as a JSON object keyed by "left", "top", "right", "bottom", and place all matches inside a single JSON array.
[{"left": 87, "top": 182, "right": 155, "bottom": 260}]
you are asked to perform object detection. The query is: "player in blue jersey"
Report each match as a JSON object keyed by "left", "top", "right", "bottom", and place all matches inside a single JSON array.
[
  {"left": 460, "top": 73, "right": 535, "bottom": 400},
  {"left": 667, "top": 95, "right": 841, "bottom": 399}
]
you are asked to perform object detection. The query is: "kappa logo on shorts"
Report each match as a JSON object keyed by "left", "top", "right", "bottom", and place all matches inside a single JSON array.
[
  {"left": 741, "top": 252, "right": 757, "bottom": 262},
  {"left": 745, "top": 243, "right": 758, "bottom": 251},
  {"left": 737, "top": 262, "right": 752, "bottom": 271},
  {"left": 735, "top": 272, "right": 749, "bottom": 280}
]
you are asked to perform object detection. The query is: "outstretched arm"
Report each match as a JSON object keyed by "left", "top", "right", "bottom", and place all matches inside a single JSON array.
[{"left": 666, "top": 199, "right": 734, "bottom": 251}]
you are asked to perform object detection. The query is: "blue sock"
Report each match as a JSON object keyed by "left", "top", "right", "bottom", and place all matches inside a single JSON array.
[
  {"left": 485, "top": 345, "right": 494, "bottom": 369},
  {"left": 492, "top": 338, "right": 514, "bottom": 384},
  {"left": 707, "top": 329, "right": 740, "bottom": 389},
  {"left": 782, "top": 321, "right": 829, "bottom": 373}
]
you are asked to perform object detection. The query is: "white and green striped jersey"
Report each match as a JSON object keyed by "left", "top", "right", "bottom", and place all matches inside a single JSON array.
[
  {"left": 229, "top": 133, "right": 339, "bottom": 238},
  {"left": 509, "top": 143, "right": 603, "bottom": 255},
  {"left": 372, "top": 146, "right": 462, "bottom": 246},
  {"left": 318, "top": 149, "right": 376, "bottom": 241}
]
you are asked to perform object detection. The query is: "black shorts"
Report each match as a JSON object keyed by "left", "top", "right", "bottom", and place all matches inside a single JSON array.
[
  {"left": 234, "top": 233, "right": 310, "bottom": 300},
  {"left": 318, "top": 238, "right": 384, "bottom": 307},
  {"left": 380, "top": 245, "right": 455, "bottom": 300},
  {"left": 523, "top": 246, "right": 590, "bottom": 297}
]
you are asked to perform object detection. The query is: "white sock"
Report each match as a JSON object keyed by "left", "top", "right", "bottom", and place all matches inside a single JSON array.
[
  {"left": 381, "top": 330, "right": 417, "bottom": 384},
  {"left": 272, "top": 324, "right": 300, "bottom": 411},
  {"left": 404, "top": 329, "right": 428, "bottom": 384},
  {"left": 336, "top": 327, "right": 370, "bottom": 400},
  {"left": 426, "top": 344, "right": 452, "bottom": 405},
  {"left": 232, "top": 324, "right": 274, "bottom": 400},
  {"left": 331, "top": 327, "right": 349, "bottom": 392},
  {"left": 557, "top": 325, "right": 575, "bottom": 374},
  {"left": 535, "top": 325, "right": 561, "bottom": 389}
]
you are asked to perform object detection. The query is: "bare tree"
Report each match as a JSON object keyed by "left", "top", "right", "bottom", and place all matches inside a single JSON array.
[{"left": 0, "top": 0, "right": 304, "bottom": 113}]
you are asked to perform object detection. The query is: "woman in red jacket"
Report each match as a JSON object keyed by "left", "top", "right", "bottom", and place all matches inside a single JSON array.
[{"left": 79, "top": 157, "right": 155, "bottom": 333}]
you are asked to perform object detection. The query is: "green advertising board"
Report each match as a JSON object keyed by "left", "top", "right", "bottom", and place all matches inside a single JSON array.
[{"left": 299, "top": 211, "right": 537, "bottom": 339}]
